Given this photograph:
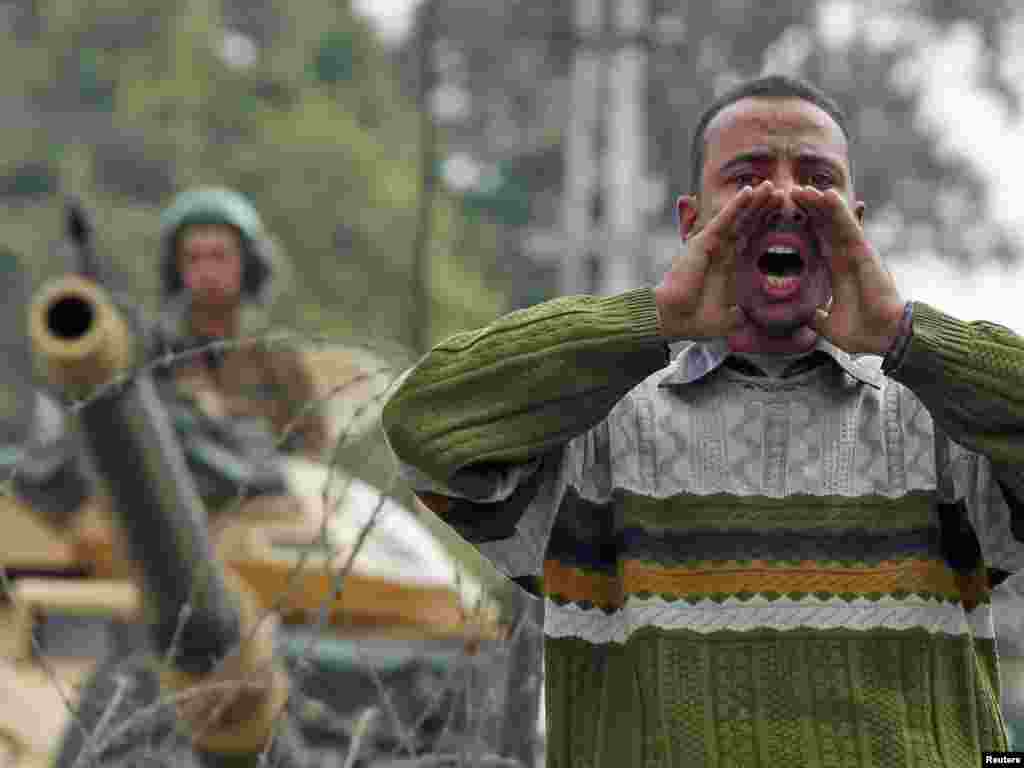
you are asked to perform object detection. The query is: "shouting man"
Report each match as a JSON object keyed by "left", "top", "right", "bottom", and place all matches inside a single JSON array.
[{"left": 382, "top": 75, "right": 1024, "bottom": 766}]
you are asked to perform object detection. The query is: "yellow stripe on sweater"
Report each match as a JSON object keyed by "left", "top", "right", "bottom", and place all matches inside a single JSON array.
[{"left": 544, "top": 557, "right": 968, "bottom": 609}]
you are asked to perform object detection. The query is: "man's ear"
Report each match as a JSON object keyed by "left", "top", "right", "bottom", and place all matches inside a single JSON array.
[
  {"left": 854, "top": 200, "right": 866, "bottom": 226},
  {"left": 677, "top": 195, "right": 700, "bottom": 241}
]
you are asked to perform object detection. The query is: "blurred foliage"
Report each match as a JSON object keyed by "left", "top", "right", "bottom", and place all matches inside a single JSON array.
[
  {"left": 0, "top": 0, "right": 506, "bottom": 360},
  {"left": 460, "top": 161, "right": 533, "bottom": 228},
  {"left": 0, "top": 0, "right": 510, "bottom": 499},
  {"left": 311, "top": 29, "right": 356, "bottom": 84},
  {"left": 409, "top": 0, "right": 1023, "bottom": 272}
]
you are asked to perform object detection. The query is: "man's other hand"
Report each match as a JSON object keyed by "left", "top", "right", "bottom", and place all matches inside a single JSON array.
[{"left": 793, "top": 186, "right": 906, "bottom": 356}]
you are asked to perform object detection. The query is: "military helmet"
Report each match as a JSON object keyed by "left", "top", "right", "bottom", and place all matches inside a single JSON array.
[{"left": 160, "top": 186, "right": 273, "bottom": 303}]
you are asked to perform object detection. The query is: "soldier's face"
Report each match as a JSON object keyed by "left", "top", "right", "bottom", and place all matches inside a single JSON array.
[{"left": 177, "top": 224, "right": 244, "bottom": 308}]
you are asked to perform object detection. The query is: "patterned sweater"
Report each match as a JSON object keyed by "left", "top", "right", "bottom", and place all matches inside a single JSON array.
[{"left": 381, "top": 287, "right": 1024, "bottom": 767}]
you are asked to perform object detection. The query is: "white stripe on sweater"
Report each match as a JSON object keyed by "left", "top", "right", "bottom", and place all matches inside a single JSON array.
[{"left": 544, "top": 593, "right": 993, "bottom": 644}]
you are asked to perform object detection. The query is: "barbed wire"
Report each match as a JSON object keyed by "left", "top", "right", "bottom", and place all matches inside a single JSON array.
[{"left": 0, "top": 329, "right": 544, "bottom": 768}]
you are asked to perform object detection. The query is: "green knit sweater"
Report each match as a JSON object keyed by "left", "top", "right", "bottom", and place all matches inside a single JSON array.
[{"left": 382, "top": 288, "right": 1024, "bottom": 767}]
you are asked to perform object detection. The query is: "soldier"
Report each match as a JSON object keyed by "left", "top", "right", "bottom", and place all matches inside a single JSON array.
[
  {"left": 156, "top": 186, "right": 329, "bottom": 462},
  {"left": 68, "top": 188, "right": 333, "bottom": 574}
]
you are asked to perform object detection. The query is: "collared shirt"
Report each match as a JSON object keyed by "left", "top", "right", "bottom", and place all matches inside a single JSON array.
[{"left": 660, "top": 336, "right": 883, "bottom": 389}]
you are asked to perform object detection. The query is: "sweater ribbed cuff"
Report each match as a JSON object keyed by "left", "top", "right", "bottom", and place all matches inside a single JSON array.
[
  {"left": 601, "top": 287, "right": 664, "bottom": 342},
  {"left": 886, "top": 301, "right": 974, "bottom": 391}
]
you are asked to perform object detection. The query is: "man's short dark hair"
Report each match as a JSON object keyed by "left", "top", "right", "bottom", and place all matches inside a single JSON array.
[{"left": 689, "top": 75, "right": 852, "bottom": 194}]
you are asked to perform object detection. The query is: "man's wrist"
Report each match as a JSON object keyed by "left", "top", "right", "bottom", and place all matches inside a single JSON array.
[
  {"left": 881, "top": 301, "right": 914, "bottom": 374},
  {"left": 653, "top": 286, "right": 682, "bottom": 342}
]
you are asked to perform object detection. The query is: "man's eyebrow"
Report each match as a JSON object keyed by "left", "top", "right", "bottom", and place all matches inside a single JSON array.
[
  {"left": 795, "top": 150, "right": 844, "bottom": 167},
  {"left": 796, "top": 151, "right": 849, "bottom": 181},
  {"left": 718, "top": 150, "right": 776, "bottom": 175}
]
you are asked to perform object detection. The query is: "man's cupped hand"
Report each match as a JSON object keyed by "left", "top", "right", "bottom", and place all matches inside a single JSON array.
[
  {"left": 792, "top": 186, "right": 907, "bottom": 356},
  {"left": 655, "top": 182, "right": 782, "bottom": 341}
]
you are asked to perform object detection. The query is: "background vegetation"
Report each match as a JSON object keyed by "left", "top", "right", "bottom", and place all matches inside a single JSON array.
[
  {"left": 0, "top": 0, "right": 516, "bottom": 510},
  {"left": 0, "top": 0, "right": 507, "bottom": 354}
]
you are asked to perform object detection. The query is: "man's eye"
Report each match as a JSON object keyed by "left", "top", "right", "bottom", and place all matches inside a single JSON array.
[
  {"left": 734, "top": 173, "right": 762, "bottom": 188},
  {"left": 808, "top": 173, "right": 836, "bottom": 189}
]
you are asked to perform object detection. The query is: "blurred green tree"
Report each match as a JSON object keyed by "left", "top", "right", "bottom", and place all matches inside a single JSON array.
[
  {"left": 312, "top": 30, "right": 356, "bottom": 84},
  {"left": 0, "top": 0, "right": 506, "bottom": 498},
  {"left": 0, "top": 0, "right": 505, "bottom": 359}
]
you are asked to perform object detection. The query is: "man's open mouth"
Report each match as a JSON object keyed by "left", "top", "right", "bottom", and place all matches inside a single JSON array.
[{"left": 757, "top": 244, "right": 805, "bottom": 299}]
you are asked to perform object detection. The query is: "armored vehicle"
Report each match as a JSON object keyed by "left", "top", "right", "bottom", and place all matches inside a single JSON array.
[{"left": 0, "top": 210, "right": 535, "bottom": 767}]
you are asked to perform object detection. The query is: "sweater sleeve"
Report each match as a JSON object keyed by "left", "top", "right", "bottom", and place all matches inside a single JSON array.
[
  {"left": 889, "top": 301, "right": 1024, "bottom": 571},
  {"left": 889, "top": 301, "right": 1024, "bottom": 466},
  {"left": 381, "top": 288, "right": 666, "bottom": 579},
  {"left": 381, "top": 287, "right": 667, "bottom": 486}
]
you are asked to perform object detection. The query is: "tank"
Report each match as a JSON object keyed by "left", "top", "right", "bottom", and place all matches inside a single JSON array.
[{"left": 1, "top": 237, "right": 530, "bottom": 766}]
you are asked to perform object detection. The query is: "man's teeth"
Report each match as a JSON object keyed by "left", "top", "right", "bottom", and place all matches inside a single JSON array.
[
  {"left": 765, "top": 275, "right": 798, "bottom": 288},
  {"left": 766, "top": 245, "right": 799, "bottom": 256}
]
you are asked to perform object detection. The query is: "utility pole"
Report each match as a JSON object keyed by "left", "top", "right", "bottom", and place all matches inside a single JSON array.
[
  {"left": 412, "top": 0, "right": 440, "bottom": 355},
  {"left": 601, "top": 0, "right": 650, "bottom": 295},
  {"left": 562, "top": 0, "right": 650, "bottom": 297},
  {"left": 561, "top": 0, "right": 605, "bottom": 296}
]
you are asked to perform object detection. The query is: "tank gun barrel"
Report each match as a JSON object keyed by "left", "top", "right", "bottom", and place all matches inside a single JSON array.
[{"left": 28, "top": 275, "right": 241, "bottom": 675}]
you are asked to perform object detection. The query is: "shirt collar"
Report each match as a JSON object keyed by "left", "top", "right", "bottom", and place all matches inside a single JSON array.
[{"left": 658, "top": 336, "right": 883, "bottom": 390}]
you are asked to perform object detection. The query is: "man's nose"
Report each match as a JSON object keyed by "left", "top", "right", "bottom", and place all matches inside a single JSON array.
[{"left": 764, "top": 186, "right": 808, "bottom": 228}]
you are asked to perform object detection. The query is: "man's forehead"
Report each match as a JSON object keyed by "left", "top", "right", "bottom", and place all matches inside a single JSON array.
[{"left": 704, "top": 96, "right": 848, "bottom": 161}]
